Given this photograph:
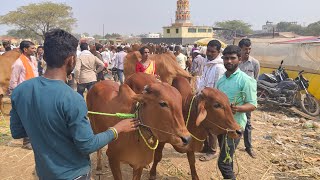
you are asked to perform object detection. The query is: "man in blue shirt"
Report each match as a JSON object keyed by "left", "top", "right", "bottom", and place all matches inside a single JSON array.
[
  {"left": 216, "top": 45, "right": 257, "bottom": 179},
  {"left": 10, "top": 29, "right": 139, "bottom": 180}
]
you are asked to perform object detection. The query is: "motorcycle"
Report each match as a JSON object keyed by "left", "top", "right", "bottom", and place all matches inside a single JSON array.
[
  {"left": 257, "top": 69, "right": 320, "bottom": 116},
  {"left": 258, "top": 60, "right": 289, "bottom": 83}
]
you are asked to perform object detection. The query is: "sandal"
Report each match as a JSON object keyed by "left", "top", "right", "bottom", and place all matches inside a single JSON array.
[{"left": 199, "top": 153, "right": 217, "bottom": 162}]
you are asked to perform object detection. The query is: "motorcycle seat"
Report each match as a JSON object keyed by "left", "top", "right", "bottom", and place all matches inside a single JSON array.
[{"left": 259, "top": 80, "right": 278, "bottom": 88}]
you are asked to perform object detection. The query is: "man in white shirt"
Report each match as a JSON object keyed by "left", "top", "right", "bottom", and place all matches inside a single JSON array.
[
  {"left": 74, "top": 43, "right": 104, "bottom": 97},
  {"left": 174, "top": 46, "right": 187, "bottom": 70},
  {"left": 101, "top": 46, "right": 111, "bottom": 66},
  {"left": 198, "top": 40, "right": 226, "bottom": 162},
  {"left": 114, "top": 46, "right": 127, "bottom": 84}
]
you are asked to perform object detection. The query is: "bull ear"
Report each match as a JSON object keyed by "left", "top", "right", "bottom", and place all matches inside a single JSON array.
[
  {"left": 132, "top": 94, "right": 144, "bottom": 103},
  {"left": 196, "top": 100, "right": 207, "bottom": 126}
]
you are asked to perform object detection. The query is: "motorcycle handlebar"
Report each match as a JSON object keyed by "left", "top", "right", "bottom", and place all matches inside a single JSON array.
[{"left": 278, "top": 60, "right": 284, "bottom": 69}]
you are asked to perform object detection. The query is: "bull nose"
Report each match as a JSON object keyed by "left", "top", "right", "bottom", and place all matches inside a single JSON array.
[
  {"left": 180, "top": 136, "right": 192, "bottom": 145},
  {"left": 236, "top": 130, "right": 242, "bottom": 136}
]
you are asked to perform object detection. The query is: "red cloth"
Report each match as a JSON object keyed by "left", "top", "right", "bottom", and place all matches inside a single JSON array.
[{"left": 136, "top": 61, "right": 146, "bottom": 73}]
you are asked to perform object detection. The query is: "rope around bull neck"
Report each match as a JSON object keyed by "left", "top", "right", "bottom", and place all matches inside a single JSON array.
[
  {"left": 89, "top": 103, "right": 190, "bottom": 150},
  {"left": 88, "top": 104, "right": 159, "bottom": 150},
  {"left": 185, "top": 95, "right": 205, "bottom": 142}
]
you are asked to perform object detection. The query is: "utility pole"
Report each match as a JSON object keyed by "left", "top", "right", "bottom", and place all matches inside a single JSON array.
[{"left": 103, "top": 24, "right": 105, "bottom": 38}]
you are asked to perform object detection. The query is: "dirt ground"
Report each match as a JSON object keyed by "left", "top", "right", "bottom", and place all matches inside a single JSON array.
[{"left": 1, "top": 101, "right": 320, "bottom": 180}]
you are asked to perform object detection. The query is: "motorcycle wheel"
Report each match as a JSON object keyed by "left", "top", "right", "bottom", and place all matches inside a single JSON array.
[
  {"left": 113, "top": 72, "right": 119, "bottom": 82},
  {"left": 257, "top": 88, "right": 269, "bottom": 102},
  {"left": 299, "top": 94, "right": 320, "bottom": 116}
]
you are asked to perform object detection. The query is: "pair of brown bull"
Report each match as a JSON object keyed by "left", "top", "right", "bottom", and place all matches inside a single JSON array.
[{"left": 87, "top": 72, "right": 241, "bottom": 180}]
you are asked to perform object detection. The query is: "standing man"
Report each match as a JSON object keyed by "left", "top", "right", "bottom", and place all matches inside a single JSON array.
[
  {"left": 190, "top": 50, "right": 206, "bottom": 90},
  {"left": 238, "top": 38, "right": 260, "bottom": 158},
  {"left": 36, "top": 46, "right": 45, "bottom": 76},
  {"left": 95, "top": 43, "right": 105, "bottom": 81},
  {"left": 198, "top": 40, "right": 226, "bottom": 162},
  {"left": 9, "top": 40, "right": 38, "bottom": 150},
  {"left": 10, "top": 29, "right": 139, "bottom": 180},
  {"left": 74, "top": 42, "right": 104, "bottom": 97},
  {"left": 114, "top": 46, "right": 127, "bottom": 84},
  {"left": 216, "top": 45, "right": 257, "bottom": 179},
  {"left": 174, "top": 46, "right": 187, "bottom": 70}
]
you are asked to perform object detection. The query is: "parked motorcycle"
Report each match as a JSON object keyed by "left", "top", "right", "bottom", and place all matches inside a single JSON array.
[
  {"left": 257, "top": 69, "right": 320, "bottom": 116},
  {"left": 258, "top": 60, "right": 289, "bottom": 83}
]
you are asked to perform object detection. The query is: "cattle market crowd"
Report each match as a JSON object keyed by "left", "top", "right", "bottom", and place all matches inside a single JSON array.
[{"left": 1, "top": 29, "right": 262, "bottom": 180}]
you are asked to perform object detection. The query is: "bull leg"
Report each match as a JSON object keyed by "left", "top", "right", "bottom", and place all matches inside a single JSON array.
[
  {"left": 132, "top": 167, "right": 143, "bottom": 180},
  {"left": 96, "top": 149, "right": 103, "bottom": 171},
  {"left": 108, "top": 157, "right": 122, "bottom": 180},
  {"left": 149, "top": 142, "right": 165, "bottom": 180},
  {"left": 187, "top": 151, "right": 200, "bottom": 180}
]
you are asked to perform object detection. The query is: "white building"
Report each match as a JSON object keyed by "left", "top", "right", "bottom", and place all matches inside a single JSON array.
[
  {"left": 262, "top": 21, "right": 276, "bottom": 33},
  {"left": 147, "top": 33, "right": 161, "bottom": 38}
]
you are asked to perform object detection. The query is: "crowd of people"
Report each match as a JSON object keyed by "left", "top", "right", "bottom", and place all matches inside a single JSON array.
[{"left": 2, "top": 28, "right": 260, "bottom": 179}]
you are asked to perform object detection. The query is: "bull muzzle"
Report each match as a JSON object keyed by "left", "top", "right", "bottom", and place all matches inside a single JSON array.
[
  {"left": 235, "top": 130, "right": 242, "bottom": 136},
  {"left": 180, "top": 135, "right": 192, "bottom": 145}
]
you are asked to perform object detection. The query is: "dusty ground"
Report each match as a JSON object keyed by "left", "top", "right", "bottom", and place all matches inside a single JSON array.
[{"left": 1, "top": 101, "right": 320, "bottom": 180}]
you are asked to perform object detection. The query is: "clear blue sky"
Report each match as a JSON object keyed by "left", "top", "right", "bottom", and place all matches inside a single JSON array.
[{"left": 0, "top": 0, "right": 319, "bottom": 36}]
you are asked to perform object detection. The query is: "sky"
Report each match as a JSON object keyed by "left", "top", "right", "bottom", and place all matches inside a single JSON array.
[{"left": 0, "top": 0, "right": 319, "bottom": 36}]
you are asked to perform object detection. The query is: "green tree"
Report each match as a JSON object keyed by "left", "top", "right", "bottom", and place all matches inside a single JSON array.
[
  {"left": 93, "top": 34, "right": 103, "bottom": 40},
  {"left": 82, "top": 32, "right": 90, "bottom": 37},
  {"left": 104, "top": 33, "right": 121, "bottom": 39},
  {"left": 215, "top": 20, "right": 252, "bottom": 39},
  {"left": 276, "top": 21, "right": 305, "bottom": 35},
  {"left": 7, "top": 29, "right": 37, "bottom": 39},
  {"left": 0, "top": 2, "right": 76, "bottom": 40},
  {"left": 305, "top": 21, "right": 320, "bottom": 36}
]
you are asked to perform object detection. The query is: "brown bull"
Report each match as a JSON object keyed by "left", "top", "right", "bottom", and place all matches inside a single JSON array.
[
  {"left": 124, "top": 72, "right": 158, "bottom": 93},
  {"left": 0, "top": 50, "right": 21, "bottom": 113},
  {"left": 149, "top": 76, "right": 241, "bottom": 180},
  {"left": 124, "top": 51, "right": 191, "bottom": 85},
  {"left": 86, "top": 80, "right": 191, "bottom": 180}
]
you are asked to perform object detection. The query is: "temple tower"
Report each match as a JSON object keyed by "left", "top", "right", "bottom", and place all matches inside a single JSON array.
[{"left": 175, "top": 0, "right": 192, "bottom": 26}]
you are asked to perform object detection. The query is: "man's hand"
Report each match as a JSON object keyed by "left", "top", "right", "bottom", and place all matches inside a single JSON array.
[
  {"left": 67, "top": 74, "right": 72, "bottom": 81},
  {"left": 230, "top": 103, "right": 256, "bottom": 114},
  {"left": 113, "top": 119, "right": 140, "bottom": 133},
  {"left": 230, "top": 103, "right": 240, "bottom": 114}
]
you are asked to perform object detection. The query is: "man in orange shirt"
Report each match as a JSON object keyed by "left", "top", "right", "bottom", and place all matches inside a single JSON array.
[{"left": 9, "top": 40, "right": 38, "bottom": 150}]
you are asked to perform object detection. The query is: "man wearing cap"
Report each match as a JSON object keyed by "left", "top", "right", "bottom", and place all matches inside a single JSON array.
[{"left": 198, "top": 40, "right": 226, "bottom": 162}]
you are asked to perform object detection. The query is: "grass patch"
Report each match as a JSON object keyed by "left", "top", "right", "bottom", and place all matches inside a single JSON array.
[{"left": 0, "top": 119, "right": 12, "bottom": 145}]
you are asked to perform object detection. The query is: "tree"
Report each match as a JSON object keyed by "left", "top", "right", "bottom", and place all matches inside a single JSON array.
[
  {"left": 0, "top": 2, "right": 76, "bottom": 40},
  {"left": 93, "top": 34, "right": 103, "bottom": 40},
  {"left": 7, "top": 29, "right": 37, "bottom": 39},
  {"left": 276, "top": 21, "right": 305, "bottom": 35},
  {"left": 215, "top": 20, "right": 252, "bottom": 39},
  {"left": 104, "top": 33, "right": 121, "bottom": 39},
  {"left": 305, "top": 21, "right": 320, "bottom": 36},
  {"left": 82, "top": 32, "right": 90, "bottom": 37}
]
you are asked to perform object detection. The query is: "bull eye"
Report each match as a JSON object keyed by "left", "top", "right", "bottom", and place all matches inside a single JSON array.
[
  {"left": 213, "top": 103, "right": 222, "bottom": 109},
  {"left": 159, "top": 101, "right": 168, "bottom": 108}
]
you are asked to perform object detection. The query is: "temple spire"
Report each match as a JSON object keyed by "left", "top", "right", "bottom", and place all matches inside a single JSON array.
[{"left": 175, "top": 0, "right": 192, "bottom": 26}]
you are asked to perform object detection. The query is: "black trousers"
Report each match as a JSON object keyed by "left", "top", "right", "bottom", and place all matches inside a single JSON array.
[
  {"left": 217, "top": 134, "right": 241, "bottom": 180},
  {"left": 244, "top": 112, "right": 252, "bottom": 149},
  {"left": 203, "top": 131, "right": 218, "bottom": 154}
]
